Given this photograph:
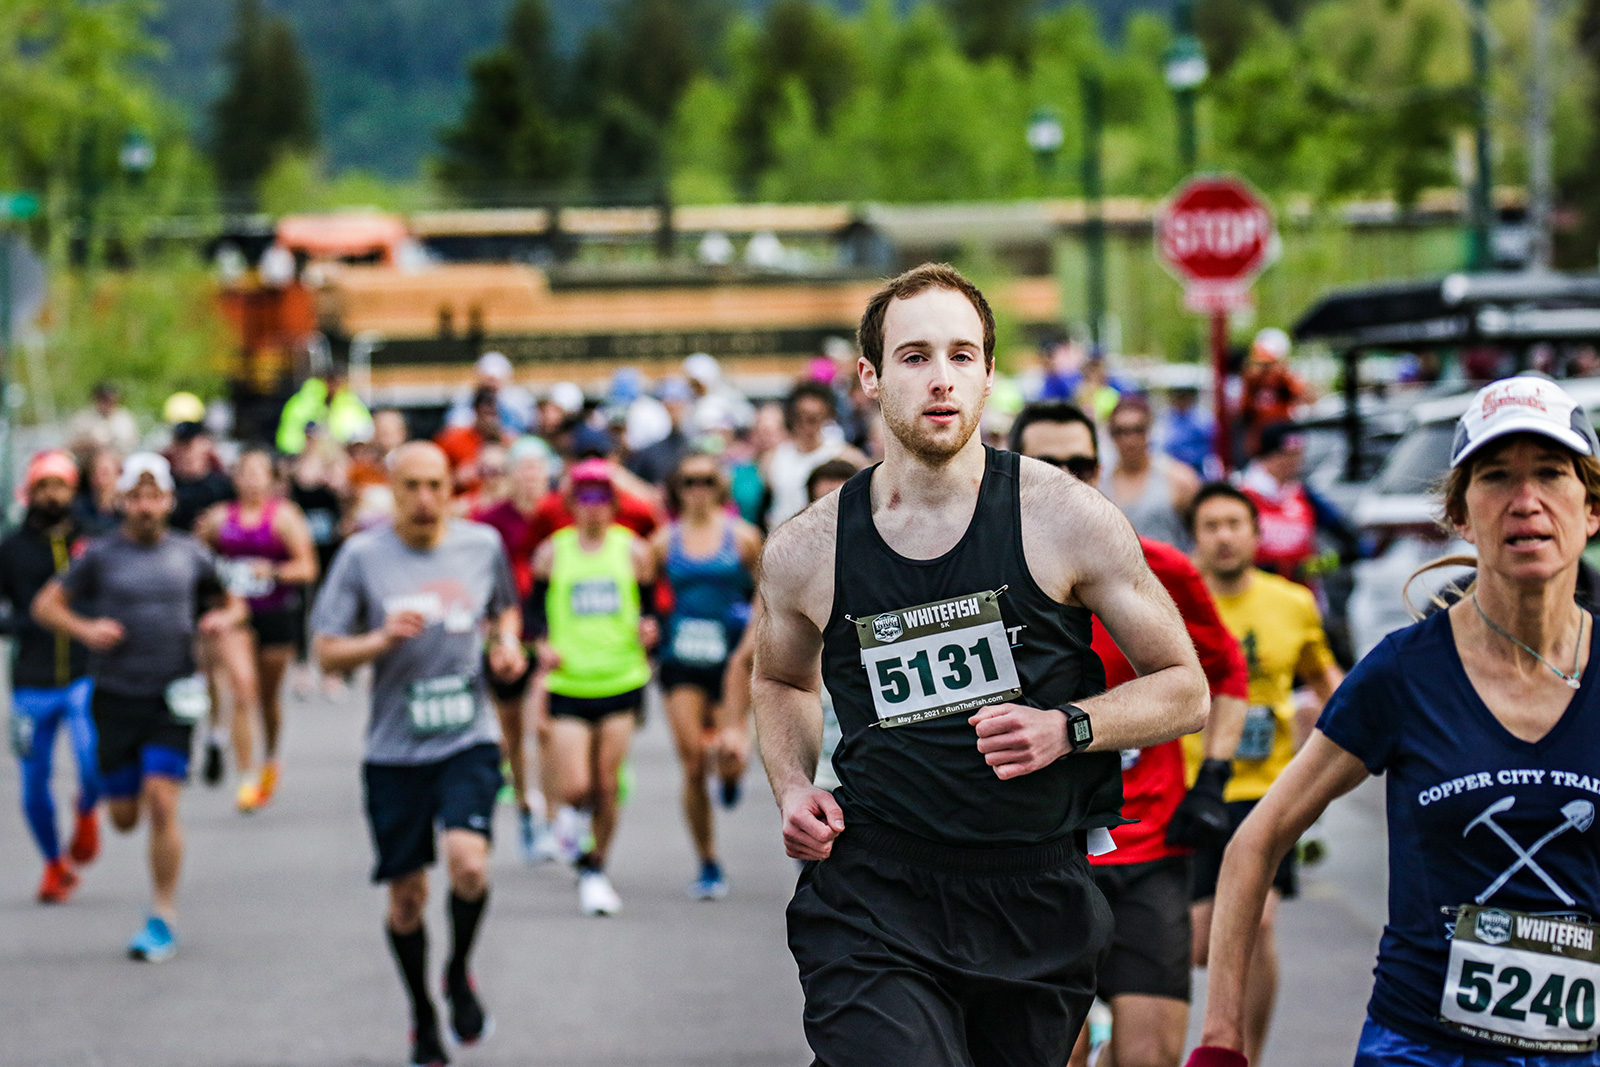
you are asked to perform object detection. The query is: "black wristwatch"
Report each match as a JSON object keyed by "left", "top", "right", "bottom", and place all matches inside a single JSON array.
[{"left": 1062, "top": 704, "right": 1093, "bottom": 753}]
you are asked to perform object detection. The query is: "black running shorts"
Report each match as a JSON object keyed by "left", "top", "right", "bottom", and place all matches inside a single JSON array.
[
  {"left": 547, "top": 686, "right": 646, "bottom": 726},
  {"left": 250, "top": 606, "right": 302, "bottom": 649},
  {"left": 1190, "top": 799, "right": 1298, "bottom": 901},
  {"left": 362, "top": 742, "right": 502, "bottom": 883},
  {"left": 659, "top": 660, "right": 725, "bottom": 703},
  {"left": 91, "top": 689, "right": 195, "bottom": 798},
  {"left": 786, "top": 822, "right": 1111, "bottom": 1067},
  {"left": 1090, "top": 855, "right": 1193, "bottom": 1002},
  {"left": 482, "top": 650, "right": 535, "bottom": 703}
]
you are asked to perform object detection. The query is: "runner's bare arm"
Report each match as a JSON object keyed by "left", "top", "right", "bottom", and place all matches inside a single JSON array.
[
  {"left": 272, "top": 502, "right": 320, "bottom": 585},
  {"left": 752, "top": 501, "right": 843, "bottom": 860},
  {"left": 1018, "top": 460, "right": 1208, "bottom": 751},
  {"left": 31, "top": 578, "right": 123, "bottom": 652},
  {"left": 1198, "top": 731, "right": 1369, "bottom": 1052},
  {"left": 314, "top": 611, "right": 427, "bottom": 673},
  {"left": 1203, "top": 695, "right": 1248, "bottom": 760}
]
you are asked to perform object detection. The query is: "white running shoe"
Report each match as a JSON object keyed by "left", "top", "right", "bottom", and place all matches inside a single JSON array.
[
  {"left": 552, "top": 806, "right": 583, "bottom": 866},
  {"left": 578, "top": 871, "right": 622, "bottom": 917},
  {"left": 530, "top": 820, "right": 563, "bottom": 864}
]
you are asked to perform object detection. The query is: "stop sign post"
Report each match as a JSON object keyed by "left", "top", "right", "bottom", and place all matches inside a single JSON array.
[{"left": 1155, "top": 175, "right": 1277, "bottom": 471}]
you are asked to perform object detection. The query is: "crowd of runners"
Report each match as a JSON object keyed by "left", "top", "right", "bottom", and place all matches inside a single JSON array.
[{"left": 7, "top": 264, "right": 1600, "bottom": 1067}]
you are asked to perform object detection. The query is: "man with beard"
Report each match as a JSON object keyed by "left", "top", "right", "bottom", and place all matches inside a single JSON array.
[
  {"left": 0, "top": 452, "right": 102, "bottom": 904},
  {"left": 753, "top": 263, "right": 1209, "bottom": 1066},
  {"left": 33, "top": 453, "right": 246, "bottom": 960}
]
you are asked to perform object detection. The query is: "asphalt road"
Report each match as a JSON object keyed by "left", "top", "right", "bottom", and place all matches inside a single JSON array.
[{"left": 1, "top": 670, "right": 1390, "bottom": 1067}]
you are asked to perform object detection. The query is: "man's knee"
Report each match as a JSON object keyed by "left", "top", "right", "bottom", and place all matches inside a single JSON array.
[
  {"left": 109, "top": 799, "right": 140, "bottom": 832},
  {"left": 388, "top": 873, "right": 428, "bottom": 931},
  {"left": 445, "top": 835, "right": 490, "bottom": 899}
]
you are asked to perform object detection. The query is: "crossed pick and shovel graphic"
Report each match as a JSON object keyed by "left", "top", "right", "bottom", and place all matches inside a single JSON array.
[{"left": 1465, "top": 796, "right": 1596, "bottom": 906}]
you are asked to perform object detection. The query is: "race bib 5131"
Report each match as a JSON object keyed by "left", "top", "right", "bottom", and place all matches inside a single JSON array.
[{"left": 855, "top": 590, "right": 1021, "bottom": 729}]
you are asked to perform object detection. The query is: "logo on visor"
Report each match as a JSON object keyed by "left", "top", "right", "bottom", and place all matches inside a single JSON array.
[{"left": 872, "top": 614, "right": 904, "bottom": 643}]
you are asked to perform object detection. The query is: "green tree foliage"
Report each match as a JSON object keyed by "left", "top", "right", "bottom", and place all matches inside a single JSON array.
[
  {"left": 436, "top": 0, "right": 571, "bottom": 198},
  {"left": 210, "top": 0, "right": 317, "bottom": 193},
  {"left": 942, "top": 0, "right": 1038, "bottom": 66}
]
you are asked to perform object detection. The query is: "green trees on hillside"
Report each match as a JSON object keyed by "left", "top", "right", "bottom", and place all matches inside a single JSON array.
[
  {"left": 210, "top": 0, "right": 317, "bottom": 196},
  {"left": 432, "top": 0, "right": 1592, "bottom": 227}
]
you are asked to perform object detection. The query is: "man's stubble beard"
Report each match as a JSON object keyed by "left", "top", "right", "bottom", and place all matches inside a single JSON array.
[{"left": 880, "top": 398, "right": 983, "bottom": 465}]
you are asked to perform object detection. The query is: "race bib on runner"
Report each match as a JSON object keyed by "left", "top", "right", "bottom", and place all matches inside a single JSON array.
[
  {"left": 217, "top": 558, "right": 274, "bottom": 599},
  {"left": 672, "top": 618, "right": 728, "bottom": 665},
  {"left": 1236, "top": 705, "right": 1277, "bottom": 761},
  {"left": 571, "top": 579, "right": 621, "bottom": 617},
  {"left": 407, "top": 674, "right": 478, "bottom": 737},
  {"left": 1439, "top": 904, "right": 1600, "bottom": 1052},
  {"left": 165, "top": 675, "right": 210, "bottom": 726},
  {"left": 855, "top": 590, "right": 1022, "bottom": 729}
]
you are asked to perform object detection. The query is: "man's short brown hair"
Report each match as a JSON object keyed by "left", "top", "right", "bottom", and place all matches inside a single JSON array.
[{"left": 857, "top": 263, "right": 996, "bottom": 375}]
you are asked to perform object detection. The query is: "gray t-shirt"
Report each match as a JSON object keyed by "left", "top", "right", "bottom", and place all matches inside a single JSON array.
[
  {"left": 311, "top": 520, "right": 517, "bottom": 766},
  {"left": 60, "top": 530, "right": 221, "bottom": 698}
]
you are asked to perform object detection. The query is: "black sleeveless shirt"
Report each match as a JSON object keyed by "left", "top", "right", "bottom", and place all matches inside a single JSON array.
[{"left": 823, "top": 446, "right": 1122, "bottom": 848}]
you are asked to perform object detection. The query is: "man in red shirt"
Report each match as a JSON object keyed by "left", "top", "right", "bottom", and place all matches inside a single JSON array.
[{"left": 1011, "top": 402, "right": 1247, "bottom": 1067}]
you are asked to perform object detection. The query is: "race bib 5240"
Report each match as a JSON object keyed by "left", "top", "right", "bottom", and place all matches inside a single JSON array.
[
  {"left": 855, "top": 590, "right": 1021, "bottom": 729},
  {"left": 1440, "top": 904, "right": 1600, "bottom": 1053}
]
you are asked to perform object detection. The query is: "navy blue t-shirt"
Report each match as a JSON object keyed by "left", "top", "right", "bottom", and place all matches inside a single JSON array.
[{"left": 1319, "top": 608, "right": 1600, "bottom": 1054}]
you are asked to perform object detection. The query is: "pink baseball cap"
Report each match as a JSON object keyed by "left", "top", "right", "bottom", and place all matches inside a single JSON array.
[
  {"left": 24, "top": 450, "right": 79, "bottom": 492},
  {"left": 569, "top": 458, "right": 614, "bottom": 486}
]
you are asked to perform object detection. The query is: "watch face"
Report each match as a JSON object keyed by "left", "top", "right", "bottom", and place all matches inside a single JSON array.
[{"left": 1071, "top": 718, "right": 1092, "bottom": 745}]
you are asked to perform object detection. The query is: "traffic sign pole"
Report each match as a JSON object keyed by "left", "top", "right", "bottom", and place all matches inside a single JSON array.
[
  {"left": 1154, "top": 175, "right": 1276, "bottom": 476},
  {"left": 1211, "top": 309, "right": 1231, "bottom": 473}
]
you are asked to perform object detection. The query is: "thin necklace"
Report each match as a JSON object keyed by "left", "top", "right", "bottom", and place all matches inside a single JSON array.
[{"left": 1472, "top": 594, "right": 1588, "bottom": 691}]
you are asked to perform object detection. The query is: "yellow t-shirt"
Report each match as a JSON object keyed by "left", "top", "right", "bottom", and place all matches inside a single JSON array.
[{"left": 1183, "top": 569, "right": 1336, "bottom": 802}]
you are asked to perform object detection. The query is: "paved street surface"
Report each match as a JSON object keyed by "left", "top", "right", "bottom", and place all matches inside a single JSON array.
[{"left": 2, "top": 669, "right": 1389, "bottom": 1067}]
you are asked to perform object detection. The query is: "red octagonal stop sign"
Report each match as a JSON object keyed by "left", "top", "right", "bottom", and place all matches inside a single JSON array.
[{"left": 1156, "top": 176, "right": 1276, "bottom": 290}]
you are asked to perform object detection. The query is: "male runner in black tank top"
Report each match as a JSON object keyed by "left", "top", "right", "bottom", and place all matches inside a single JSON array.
[{"left": 754, "top": 263, "right": 1209, "bottom": 1067}]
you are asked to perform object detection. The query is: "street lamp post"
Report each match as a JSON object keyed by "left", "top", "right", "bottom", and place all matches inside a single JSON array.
[
  {"left": 1081, "top": 77, "right": 1106, "bottom": 349},
  {"left": 1468, "top": 0, "right": 1495, "bottom": 270},
  {"left": 118, "top": 131, "right": 154, "bottom": 266},
  {"left": 1026, "top": 108, "right": 1065, "bottom": 180},
  {"left": 1164, "top": 1, "right": 1208, "bottom": 174}
]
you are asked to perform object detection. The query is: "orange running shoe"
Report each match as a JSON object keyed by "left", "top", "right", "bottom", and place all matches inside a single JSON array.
[
  {"left": 236, "top": 775, "right": 263, "bottom": 813},
  {"left": 68, "top": 806, "right": 100, "bottom": 866},
  {"left": 257, "top": 761, "right": 279, "bottom": 806},
  {"left": 37, "top": 859, "right": 79, "bottom": 904}
]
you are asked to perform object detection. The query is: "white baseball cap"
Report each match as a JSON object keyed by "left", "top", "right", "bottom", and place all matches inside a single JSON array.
[
  {"left": 547, "top": 381, "right": 584, "bottom": 415},
  {"left": 116, "top": 452, "right": 175, "bottom": 493},
  {"left": 683, "top": 352, "right": 720, "bottom": 385},
  {"left": 1451, "top": 374, "right": 1600, "bottom": 469},
  {"left": 476, "top": 351, "right": 513, "bottom": 382}
]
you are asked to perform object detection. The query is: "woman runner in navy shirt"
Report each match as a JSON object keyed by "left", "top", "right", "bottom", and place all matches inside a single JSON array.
[{"left": 1189, "top": 374, "right": 1600, "bottom": 1067}]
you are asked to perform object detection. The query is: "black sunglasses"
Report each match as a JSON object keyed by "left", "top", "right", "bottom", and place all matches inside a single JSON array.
[
  {"left": 679, "top": 476, "right": 720, "bottom": 489},
  {"left": 1033, "top": 455, "right": 1098, "bottom": 482}
]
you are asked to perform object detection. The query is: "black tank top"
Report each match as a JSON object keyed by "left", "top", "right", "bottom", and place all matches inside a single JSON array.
[{"left": 823, "top": 446, "right": 1122, "bottom": 848}]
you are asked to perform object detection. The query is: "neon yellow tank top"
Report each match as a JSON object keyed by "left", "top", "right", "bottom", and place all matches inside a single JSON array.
[{"left": 545, "top": 525, "right": 651, "bottom": 699}]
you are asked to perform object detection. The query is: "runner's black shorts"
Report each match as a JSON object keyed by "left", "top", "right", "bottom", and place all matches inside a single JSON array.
[
  {"left": 786, "top": 821, "right": 1111, "bottom": 1067},
  {"left": 1090, "top": 855, "right": 1193, "bottom": 1002},
  {"left": 1190, "top": 799, "right": 1298, "bottom": 901},
  {"left": 91, "top": 688, "right": 195, "bottom": 799},
  {"left": 659, "top": 660, "right": 725, "bottom": 703},
  {"left": 250, "top": 605, "right": 302, "bottom": 648},
  {"left": 362, "top": 742, "right": 501, "bottom": 883},
  {"left": 482, "top": 650, "right": 535, "bottom": 702},
  {"left": 548, "top": 686, "right": 646, "bottom": 725}
]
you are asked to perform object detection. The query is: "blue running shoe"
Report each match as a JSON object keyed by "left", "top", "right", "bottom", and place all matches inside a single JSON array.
[
  {"left": 127, "top": 915, "right": 176, "bottom": 962},
  {"left": 517, "top": 808, "right": 537, "bottom": 866},
  {"left": 688, "top": 860, "right": 729, "bottom": 901}
]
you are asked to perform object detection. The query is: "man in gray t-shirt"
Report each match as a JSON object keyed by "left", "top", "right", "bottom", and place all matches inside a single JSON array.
[
  {"left": 33, "top": 452, "right": 247, "bottom": 964},
  {"left": 312, "top": 442, "right": 524, "bottom": 1065},
  {"left": 312, "top": 517, "right": 517, "bottom": 765}
]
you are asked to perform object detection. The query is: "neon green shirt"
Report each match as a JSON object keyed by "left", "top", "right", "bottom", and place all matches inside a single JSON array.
[{"left": 545, "top": 526, "right": 651, "bottom": 699}]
